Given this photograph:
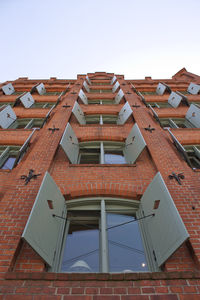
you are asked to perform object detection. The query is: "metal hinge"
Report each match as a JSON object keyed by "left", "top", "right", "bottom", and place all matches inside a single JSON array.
[{"left": 153, "top": 250, "right": 157, "bottom": 262}]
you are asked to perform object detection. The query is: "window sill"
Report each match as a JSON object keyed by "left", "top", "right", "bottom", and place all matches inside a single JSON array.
[
  {"left": 5, "top": 271, "right": 200, "bottom": 281},
  {"left": 69, "top": 164, "right": 137, "bottom": 167}
]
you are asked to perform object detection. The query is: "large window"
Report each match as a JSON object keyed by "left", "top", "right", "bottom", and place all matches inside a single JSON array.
[
  {"left": 8, "top": 118, "right": 44, "bottom": 129},
  {"left": 60, "top": 199, "right": 148, "bottom": 273},
  {"left": 22, "top": 172, "right": 189, "bottom": 274}
]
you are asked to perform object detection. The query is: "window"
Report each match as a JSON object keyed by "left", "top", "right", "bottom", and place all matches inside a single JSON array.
[
  {"left": 183, "top": 145, "right": 200, "bottom": 169},
  {"left": 72, "top": 101, "right": 132, "bottom": 125},
  {"left": 60, "top": 123, "right": 146, "bottom": 164},
  {"left": 60, "top": 200, "right": 148, "bottom": 273},
  {"left": 151, "top": 104, "right": 200, "bottom": 129},
  {"left": 0, "top": 130, "right": 35, "bottom": 170},
  {"left": 0, "top": 146, "right": 21, "bottom": 170},
  {"left": 79, "top": 141, "right": 126, "bottom": 164},
  {"left": 22, "top": 172, "right": 189, "bottom": 273},
  {"left": 9, "top": 118, "right": 44, "bottom": 129},
  {"left": 78, "top": 89, "right": 124, "bottom": 106}
]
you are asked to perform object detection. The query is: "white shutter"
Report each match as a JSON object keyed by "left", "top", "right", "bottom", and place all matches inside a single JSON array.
[
  {"left": 60, "top": 123, "right": 79, "bottom": 164},
  {"left": 83, "top": 81, "right": 90, "bottom": 93},
  {"left": 36, "top": 83, "right": 46, "bottom": 95},
  {"left": 72, "top": 102, "right": 86, "bottom": 125},
  {"left": 2, "top": 83, "right": 15, "bottom": 95},
  {"left": 18, "top": 92, "right": 35, "bottom": 108},
  {"left": 187, "top": 83, "right": 200, "bottom": 95},
  {"left": 112, "top": 81, "right": 120, "bottom": 93},
  {"left": 139, "top": 172, "right": 189, "bottom": 267},
  {"left": 0, "top": 105, "right": 17, "bottom": 129},
  {"left": 22, "top": 172, "right": 66, "bottom": 266},
  {"left": 111, "top": 76, "right": 117, "bottom": 85},
  {"left": 86, "top": 76, "right": 91, "bottom": 85},
  {"left": 156, "top": 82, "right": 170, "bottom": 95},
  {"left": 114, "top": 89, "right": 124, "bottom": 104},
  {"left": 168, "top": 92, "right": 182, "bottom": 108},
  {"left": 124, "top": 123, "right": 146, "bottom": 163},
  {"left": 79, "top": 89, "right": 88, "bottom": 105},
  {"left": 116, "top": 102, "right": 133, "bottom": 125},
  {"left": 185, "top": 104, "right": 200, "bottom": 128}
]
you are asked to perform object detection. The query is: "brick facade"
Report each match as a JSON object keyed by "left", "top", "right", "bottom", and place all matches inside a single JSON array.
[{"left": 0, "top": 69, "right": 200, "bottom": 299}]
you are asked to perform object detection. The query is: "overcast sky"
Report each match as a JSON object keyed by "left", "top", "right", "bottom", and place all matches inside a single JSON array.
[{"left": 0, "top": 0, "right": 199, "bottom": 82}]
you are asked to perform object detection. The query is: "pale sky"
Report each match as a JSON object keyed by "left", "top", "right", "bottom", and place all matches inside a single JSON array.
[{"left": 0, "top": 0, "right": 199, "bottom": 82}]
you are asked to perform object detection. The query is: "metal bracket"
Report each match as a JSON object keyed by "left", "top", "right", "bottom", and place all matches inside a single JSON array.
[
  {"left": 126, "top": 92, "right": 131, "bottom": 94},
  {"left": 62, "top": 105, "right": 71, "bottom": 108},
  {"left": 20, "top": 169, "right": 41, "bottom": 185},
  {"left": 144, "top": 125, "right": 155, "bottom": 133},
  {"left": 71, "top": 92, "right": 77, "bottom": 95},
  {"left": 132, "top": 104, "right": 140, "bottom": 108},
  {"left": 168, "top": 172, "right": 184, "bottom": 185},
  {"left": 48, "top": 125, "right": 59, "bottom": 133}
]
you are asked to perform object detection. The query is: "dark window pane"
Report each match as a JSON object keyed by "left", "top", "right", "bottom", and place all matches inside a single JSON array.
[
  {"left": 61, "top": 218, "right": 99, "bottom": 272},
  {"left": 107, "top": 213, "right": 148, "bottom": 272}
]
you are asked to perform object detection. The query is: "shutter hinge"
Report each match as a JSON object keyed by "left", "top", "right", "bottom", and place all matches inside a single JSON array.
[{"left": 153, "top": 250, "right": 157, "bottom": 262}]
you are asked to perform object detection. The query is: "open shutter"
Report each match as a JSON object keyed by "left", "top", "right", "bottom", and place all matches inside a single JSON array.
[
  {"left": 116, "top": 102, "right": 133, "bottom": 124},
  {"left": 2, "top": 83, "right": 15, "bottom": 95},
  {"left": 168, "top": 92, "right": 182, "bottom": 108},
  {"left": 36, "top": 83, "right": 46, "bottom": 95},
  {"left": 156, "top": 82, "right": 170, "bottom": 95},
  {"left": 0, "top": 105, "right": 17, "bottom": 129},
  {"left": 138, "top": 172, "right": 189, "bottom": 267},
  {"left": 79, "top": 89, "right": 88, "bottom": 105},
  {"left": 111, "top": 75, "right": 117, "bottom": 85},
  {"left": 114, "top": 89, "right": 124, "bottom": 104},
  {"left": 60, "top": 123, "right": 79, "bottom": 163},
  {"left": 18, "top": 92, "right": 35, "bottom": 108},
  {"left": 22, "top": 172, "right": 66, "bottom": 266},
  {"left": 185, "top": 104, "right": 200, "bottom": 128},
  {"left": 112, "top": 81, "right": 120, "bottom": 93},
  {"left": 187, "top": 83, "right": 200, "bottom": 95},
  {"left": 86, "top": 75, "right": 91, "bottom": 85},
  {"left": 72, "top": 102, "right": 86, "bottom": 125},
  {"left": 83, "top": 81, "right": 90, "bottom": 93},
  {"left": 124, "top": 123, "right": 146, "bottom": 164}
]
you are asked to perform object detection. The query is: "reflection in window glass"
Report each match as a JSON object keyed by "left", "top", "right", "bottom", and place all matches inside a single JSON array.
[
  {"left": 61, "top": 214, "right": 99, "bottom": 272},
  {"left": 1, "top": 157, "right": 16, "bottom": 170},
  {"left": 107, "top": 213, "right": 148, "bottom": 272},
  {"left": 104, "top": 153, "right": 126, "bottom": 164}
]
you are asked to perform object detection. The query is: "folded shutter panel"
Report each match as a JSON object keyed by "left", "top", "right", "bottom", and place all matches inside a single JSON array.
[
  {"left": 60, "top": 123, "right": 79, "bottom": 163},
  {"left": 187, "top": 83, "right": 200, "bottom": 95},
  {"left": 72, "top": 102, "right": 86, "bottom": 125},
  {"left": 0, "top": 105, "right": 17, "bottom": 129},
  {"left": 2, "top": 83, "right": 15, "bottom": 95},
  {"left": 22, "top": 172, "right": 66, "bottom": 266},
  {"left": 79, "top": 89, "right": 88, "bottom": 105},
  {"left": 19, "top": 92, "right": 35, "bottom": 108},
  {"left": 116, "top": 102, "right": 133, "bottom": 124},
  {"left": 139, "top": 172, "right": 189, "bottom": 267},
  {"left": 185, "top": 104, "right": 200, "bottom": 128},
  {"left": 124, "top": 123, "right": 146, "bottom": 164},
  {"left": 36, "top": 83, "right": 46, "bottom": 95},
  {"left": 168, "top": 92, "right": 182, "bottom": 108},
  {"left": 114, "top": 89, "right": 124, "bottom": 104},
  {"left": 112, "top": 81, "right": 120, "bottom": 93}
]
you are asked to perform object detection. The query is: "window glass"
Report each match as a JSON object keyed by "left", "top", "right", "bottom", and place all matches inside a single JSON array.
[
  {"left": 107, "top": 213, "right": 148, "bottom": 272},
  {"left": 61, "top": 211, "right": 99, "bottom": 272},
  {"left": 104, "top": 152, "right": 126, "bottom": 164},
  {"left": 1, "top": 157, "right": 16, "bottom": 170}
]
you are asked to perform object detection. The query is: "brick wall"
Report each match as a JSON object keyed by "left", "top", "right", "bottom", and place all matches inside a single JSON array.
[{"left": 0, "top": 71, "right": 200, "bottom": 298}]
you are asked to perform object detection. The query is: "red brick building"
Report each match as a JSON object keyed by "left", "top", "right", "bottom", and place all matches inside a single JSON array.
[{"left": 0, "top": 68, "right": 200, "bottom": 299}]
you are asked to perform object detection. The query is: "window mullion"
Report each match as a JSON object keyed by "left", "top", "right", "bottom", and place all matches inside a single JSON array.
[
  {"left": 100, "top": 199, "right": 109, "bottom": 272},
  {"left": 100, "top": 142, "right": 105, "bottom": 164},
  {"left": 100, "top": 115, "right": 103, "bottom": 125}
]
